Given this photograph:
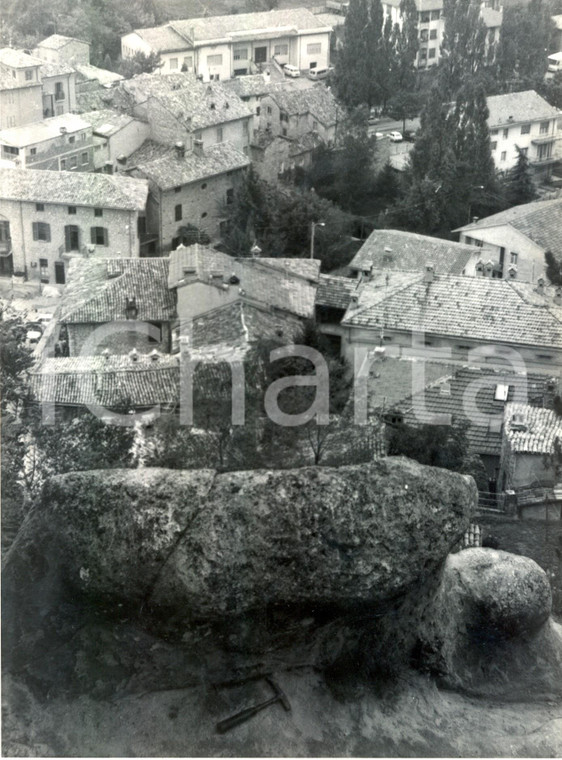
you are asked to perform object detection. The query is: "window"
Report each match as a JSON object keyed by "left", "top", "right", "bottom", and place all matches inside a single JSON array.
[
  {"left": 256, "top": 106, "right": 261, "bottom": 116},
  {"left": 94, "top": 208, "right": 103, "bottom": 217},
  {"left": 282, "top": 127, "right": 287, "bottom": 136},
  {"left": 55, "top": 81, "right": 64, "bottom": 100},
  {"left": 490, "top": 129, "right": 498, "bottom": 136},
  {"left": 280, "top": 111, "right": 288, "bottom": 122},
  {"left": 431, "top": 9, "right": 440, "bottom": 19},
  {"left": 70, "top": 156, "right": 77, "bottom": 168},
  {"left": 233, "top": 47, "right": 248, "bottom": 60},
  {"left": 32, "top": 222, "right": 51, "bottom": 241},
  {"left": 81, "top": 132, "right": 86, "bottom": 141},
  {"left": 420, "top": 11, "right": 430, "bottom": 22},
  {"left": 430, "top": 29, "right": 437, "bottom": 39},
  {"left": 90, "top": 226, "right": 108, "bottom": 246},
  {"left": 39, "top": 258, "right": 49, "bottom": 282},
  {"left": 25, "top": 69, "right": 33, "bottom": 81},
  {"left": 68, "top": 205, "right": 76, "bottom": 214},
  {"left": 420, "top": 29, "right": 428, "bottom": 41},
  {"left": 69, "top": 135, "right": 75, "bottom": 144},
  {"left": 81, "top": 152, "right": 88, "bottom": 164},
  {"left": 64, "top": 225, "right": 80, "bottom": 251},
  {"left": 540, "top": 120, "right": 550, "bottom": 134},
  {"left": 491, "top": 141, "right": 497, "bottom": 150},
  {"left": 503, "top": 128, "right": 509, "bottom": 139},
  {"left": 201, "top": 212, "right": 207, "bottom": 218},
  {"left": 60, "top": 158, "right": 66, "bottom": 169},
  {"left": 216, "top": 126, "right": 223, "bottom": 143},
  {"left": 243, "top": 120, "right": 249, "bottom": 135},
  {"left": 510, "top": 252, "right": 518, "bottom": 264},
  {"left": 175, "top": 203, "right": 182, "bottom": 221},
  {"left": 169, "top": 57, "right": 178, "bottom": 69},
  {"left": 274, "top": 44, "right": 288, "bottom": 56},
  {"left": 307, "top": 43, "right": 321, "bottom": 54},
  {"left": 520, "top": 123, "right": 530, "bottom": 135},
  {"left": 3, "top": 146, "right": 18, "bottom": 155},
  {"left": 35, "top": 203, "right": 44, "bottom": 211},
  {"left": 500, "top": 151, "right": 506, "bottom": 161},
  {"left": 428, "top": 47, "right": 436, "bottom": 58},
  {"left": 520, "top": 147, "right": 528, "bottom": 156},
  {"left": 30, "top": 147, "right": 37, "bottom": 156},
  {"left": 419, "top": 48, "right": 427, "bottom": 58},
  {"left": 207, "top": 54, "right": 223, "bottom": 66},
  {"left": 226, "top": 188, "right": 234, "bottom": 205},
  {"left": 267, "top": 106, "right": 272, "bottom": 114},
  {"left": 182, "top": 56, "right": 193, "bottom": 67}
]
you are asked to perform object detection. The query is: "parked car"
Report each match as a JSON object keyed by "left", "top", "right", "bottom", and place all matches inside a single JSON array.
[
  {"left": 375, "top": 132, "right": 385, "bottom": 139},
  {"left": 25, "top": 329, "right": 42, "bottom": 348},
  {"left": 389, "top": 131, "right": 403, "bottom": 142},
  {"left": 283, "top": 64, "right": 300, "bottom": 78}
]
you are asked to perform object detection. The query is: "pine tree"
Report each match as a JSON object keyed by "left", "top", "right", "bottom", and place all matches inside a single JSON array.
[{"left": 504, "top": 147, "right": 537, "bottom": 208}]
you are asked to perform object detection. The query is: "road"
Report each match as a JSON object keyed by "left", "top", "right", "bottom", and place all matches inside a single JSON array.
[{"left": 368, "top": 116, "right": 421, "bottom": 136}]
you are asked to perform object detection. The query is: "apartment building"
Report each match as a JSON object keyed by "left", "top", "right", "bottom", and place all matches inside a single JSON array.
[
  {"left": 121, "top": 8, "right": 332, "bottom": 81},
  {"left": 0, "top": 168, "right": 149, "bottom": 284},
  {"left": 0, "top": 114, "right": 94, "bottom": 171},
  {"left": 486, "top": 90, "right": 561, "bottom": 178}
]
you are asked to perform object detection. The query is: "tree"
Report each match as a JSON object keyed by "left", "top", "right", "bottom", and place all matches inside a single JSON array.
[
  {"left": 495, "top": 0, "right": 553, "bottom": 88},
  {"left": 387, "top": 90, "right": 422, "bottom": 134},
  {"left": 439, "top": 0, "right": 488, "bottom": 98},
  {"left": 0, "top": 312, "right": 34, "bottom": 415},
  {"left": 503, "top": 146, "right": 537, "bottom": 207},
  {"left": 117, "top": 51, "right": 161, "bottom": 78},
  {"left": 545, "top": 250, "right": 562, "bottom": 286}
]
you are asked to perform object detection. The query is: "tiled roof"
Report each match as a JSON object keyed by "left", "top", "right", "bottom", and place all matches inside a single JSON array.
[
  {"left": 38, "top": 60, "right": 75, "bottom": 77},
  {"left": 314, "top": 12, "right": 346, "bottom": 27},
  {"left": 349, "top": 229, "right": 477, "bottom": 275},
  {"left": 455, "top": 198, "right": 562, "bottom": 256},
  {"left": 121, "top": 71, "right": 197, "bottom": 103},
  {"left": 31, "top": 354, "right": 180, "bottom": 407},
  {"left": 316, "top": 274, "right": 358, "bottom": 309},
  {"left": 342, "top": 272, "right": 562, "bottom": 350},
  {"left": 481, "top": 7, "right": 502, "bottom": 27},
  {"left": 128, "top": 140, "right": 250, "bottom": 189},
  {"left": 168, "top": 244, "right": 318, "bottom": 318},
  {"left": 362, "top": 357, "right": 455, "bottom": 414},
  {"left": 0, "top": 114, "right": 91, "bottom": 147},
  {"left": 0, "top": 168, "right": 148, "bottom": 211},
  {"left": 80, "top": 109, "right": 137, "bottom": 136},
  {"left": 504, "top": 402, "right": 562, "bottom": 454},
  {"left": 132, "top": 25, "right": 191, "bottom": 53},
  {"left": 36, "top": 34, "right": 89, "bottom": 50},
  {"left": 73, "top": 64, "right": 124, "bottom": 86},
  {"left": 267, "top": 86, "right": 343, "bottom": 126},
  {"left": 59, "top": 258, "right": 175, "bottom": 324},
  {"left": 486, "top": 90, "right": 560, "bottom": 128},
  {"left": 153, "top": 83, "right": 252, "bottom": 130},
  {"left": 0, "top": 48, "right": 43, "bottom": 68},
  {"left": 399, "top": 367, "right": 553, "bottom": 456},
  {"left": 169, "top": 9, "right": 332, "bottom": 45},
  {"left": 223, "top": 74, "right": 281, "bottom": 99},
  {"left": 192, "top": 300, "right": 302, "bottom": 348}
]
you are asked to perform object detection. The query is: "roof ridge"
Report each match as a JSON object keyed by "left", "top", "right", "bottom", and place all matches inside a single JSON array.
[{"left": 506, "top": 279, "right": 562, "bottom": 327}]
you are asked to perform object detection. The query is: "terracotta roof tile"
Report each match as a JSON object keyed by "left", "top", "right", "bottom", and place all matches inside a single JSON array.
[
  {"left": 486, "top": 90, "right": 560, "bottom": 128},
  {"left": 504, "top": 402, "right": 562, "bottom": 454},
  {"left": 316, "top": 274, "right": 358, "bottom": 309}
]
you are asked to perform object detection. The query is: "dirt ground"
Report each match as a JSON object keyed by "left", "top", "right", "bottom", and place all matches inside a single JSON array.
[{"left": 4, "top": 666, "right": 562, "bottom": 757}]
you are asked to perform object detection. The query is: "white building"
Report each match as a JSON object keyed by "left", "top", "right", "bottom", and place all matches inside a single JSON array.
[
  {"left": 121, "top": 8, "right": 332, "bottom": 81},
  {"left": 486, "top": 90, "right": 561, "bottom": 177}
]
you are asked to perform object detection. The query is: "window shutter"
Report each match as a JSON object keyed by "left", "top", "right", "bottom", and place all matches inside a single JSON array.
[
  {"left": 90, "top": 227, "right": 96, "bottom": 244},
  {"left": 65, "top": 225, "right": 71, "bottom": 251},
  {"left": 32, "top": 222, "right": 38, "bottom": 240},
  {"left": 104, "top": 228, "right": 108, "bottom": 246},
  {"left": 45, "top": 223, "right": 51, "bottom": 242}
]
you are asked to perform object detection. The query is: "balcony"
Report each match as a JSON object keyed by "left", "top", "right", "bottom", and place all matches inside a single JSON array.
[
  {"left": 531, "top": 134, "right": 559, "bottom": 145},
  {"left": 529, "top": 154, "right": 559, "bottom": 166},
  {"left": 54, "top": 90, "right": 66, "bottom": 101}
]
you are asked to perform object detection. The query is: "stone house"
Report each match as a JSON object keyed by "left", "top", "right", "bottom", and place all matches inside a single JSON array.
[
  {"left": 79, "top": 109, "right": 150, "bottom": 174},
  {"left": 38, "top": 60, "right": 78, "bottom": 117},
  {"left": 0, "top": 167, "right": 149, "bottom": 283},
  {"left": 126, "top": 140, "right": 250, "bottom": 250},
  {"left": 121, "top": 9, "right": 332, "bottom": 80},
  {"left": 0, "top": 114, "right": 94, "bottom": 171},
  {"left": 33, "top": 34, "right": 91, "bottom": 66},
  {"left": 0, "top": 49, "right": 44, "bottom": 129},
  {"left": 499, "top": 402, "right": 562, "bottom": 490},
  {"left": 485, "top": 91, "right": 561, "bottom": 178},
  {"left": 320, "top": 267, "right": 562, "bottom": 374},
  {"left": 455, "top": 197, "right": 562, "bottom": 283},
  {"left": 259, "top": 85, "right": 343, "bottom": 144}
]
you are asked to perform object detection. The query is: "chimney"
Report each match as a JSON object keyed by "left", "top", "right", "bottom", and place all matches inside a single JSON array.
[
  {"left": 102, "top": 348, "right": 111, "bottom": 361},
  {"left": 507, "top": 264, "right": 517, "bottom": 279},
  {"left": 554, "top": 287, "right": 562, "bottom": 306},
  {"left": 174, "top": 141, "right": 185, "bottom": 159},
  {"left": 149, "top": 349, "right": 160, "bottom": 362},
  {"left": 116, "top": 154, "right": 127, "bottom": 165},
  {"left": 350, "top": 293, "right": 359, "bottom": 307},
  {"left": 537, "top": 276, "right": 546, "bottom": 295},
  {"left": 484, "top": 260, "right": 494, "bottom": 277},
  {"left": 129, "top": 348, "right": 139, "bottom": 363},
  {"left": 475, "top": 260, "right": 485, "bottom": 276},
  {"left": 193, "top": 139, "right": 204, "bottom": 157},
  {"left": 424, "top": 264, "right": 434, "bottom": 283},
  {"left": 59, "top": 126, "right": 67, "bottom": 135}
]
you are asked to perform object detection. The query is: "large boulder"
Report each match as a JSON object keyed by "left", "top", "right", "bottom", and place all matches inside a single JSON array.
[
  {"left": 418, "top": 548, "right": 562, "bottom": 698},
  {"left": 4, "top": 459, "right": 475, "bottom": 625}
]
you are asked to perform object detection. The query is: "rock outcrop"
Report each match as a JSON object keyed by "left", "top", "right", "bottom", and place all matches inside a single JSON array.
[
  {"left": 418, "top": 548, "right": 562, "bottom": 698},
  {"left": 3, "top": 458, "right": 475, "bottom": 668}
]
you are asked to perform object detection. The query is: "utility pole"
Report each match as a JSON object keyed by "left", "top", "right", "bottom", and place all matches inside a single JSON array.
[{"left": 310, "top": 221, "right": 325, "bottom": 259}]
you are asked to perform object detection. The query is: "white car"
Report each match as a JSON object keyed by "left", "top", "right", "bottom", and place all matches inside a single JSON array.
[
  {"left": 375, "top": 132, "right": 385, "bottom": 139},
  {"left": 283, "top": 64, "right": 300, "bottom": 78},
  {"left": 389, "top": 131, "right": 403, "bottom": 142}
]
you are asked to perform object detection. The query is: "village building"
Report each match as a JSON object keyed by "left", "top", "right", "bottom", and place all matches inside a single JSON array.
[
  {"left": 0, "top": 49, "right": 44, "bottom": 129},
  {"left": 499, "top": 402, "right": 562, "bottom": 492},
  {"left": 33, "top": 34, "right": 91, "bottom": 66},
  {"left": 121, "top": 8, "right": 332, "bottom": 80},
  {"left": 317, "top": 267, "right": 562, "bottom": 373},
  {"left": 0, "top": 114, "right": 94, "bottom": 171},
  {"left": 79, "top": 109, "right": 150, "bottom": 174},
  {"left": 222, "top": 73, "right": 282, "bottom": 124},
  {"left": 259, "top": 85, "right": 343, "bottom": 143},
  {"left": 0, "top": 167, "right": 149, "bottom": 282},
  {"left": 347, "top": 229, "right": 484, "bottom": 278},
  {"left": 38, "top": 60, "right": 78, "bottom": 117},
  {"left": 125, "top": 140, "right": 250, "bottom": 251},
  {"left": 455, "top": 197, "right": 562, "bottom": 283},
  {"left": 486, "top": 90, "right": 561, "bottom": 177}
]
